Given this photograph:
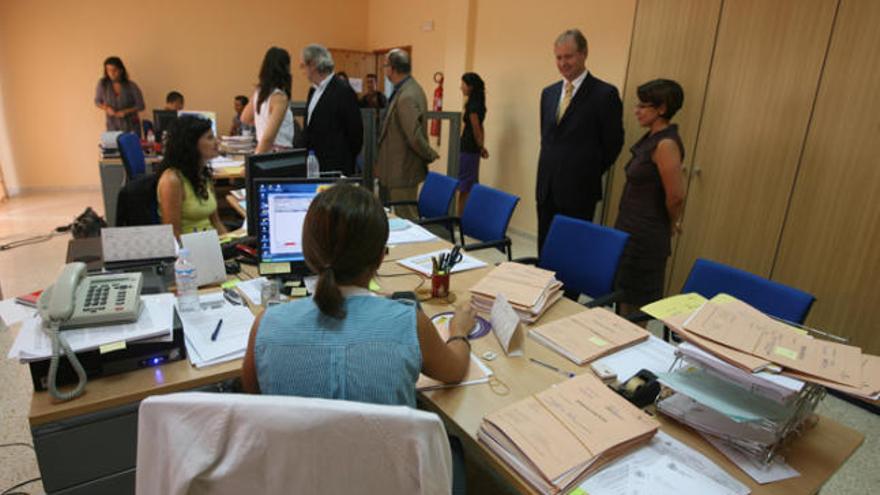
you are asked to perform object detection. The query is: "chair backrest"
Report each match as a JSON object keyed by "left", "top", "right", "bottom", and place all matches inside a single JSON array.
[
  {"left": 418, "top": 172, "right": 459, "bottom": 219},
  {"left": 682, "top": 258, "right": 816, "bottom": 324},
  {"left": 115, "top": 174, "right": 160, "bottom": 226},
  {"left": 460, "top": 184, "right": 519, "bottom": 242},
  {"left": 136, "top": 392, "right": 453, "bottom": 495},
  {"left": 117, "top": 132, "right": 147, "bottom": 179},
  {"left": 539, "top": 215, "right": 630, "bottom": 298}
]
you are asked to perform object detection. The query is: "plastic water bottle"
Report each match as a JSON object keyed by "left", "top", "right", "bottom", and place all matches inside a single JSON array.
[
  {"left": 175, "top": 248, "right": 200, "bottom": 312},
  {"left": 307, "top": 150, "right": 320, "bottom": 178}
]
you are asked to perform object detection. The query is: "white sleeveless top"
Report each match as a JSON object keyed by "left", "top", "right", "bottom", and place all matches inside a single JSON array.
[{"left": 254, "top": 88, "right": 294, "bottom": 149}]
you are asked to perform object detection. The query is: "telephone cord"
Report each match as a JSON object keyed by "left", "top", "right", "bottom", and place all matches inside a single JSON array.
[{"left": 45, "top": 321, "right": 88, "bottom": 401}]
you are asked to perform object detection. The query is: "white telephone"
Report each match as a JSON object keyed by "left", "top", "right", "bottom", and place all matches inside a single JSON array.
[{"left": 38, "top": 263, "right": 144, "bottom": 401}]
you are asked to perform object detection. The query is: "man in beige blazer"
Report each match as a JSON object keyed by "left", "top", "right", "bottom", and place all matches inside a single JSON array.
[{"left": 375, "top": 48, "right": 439, "bottom": 219}]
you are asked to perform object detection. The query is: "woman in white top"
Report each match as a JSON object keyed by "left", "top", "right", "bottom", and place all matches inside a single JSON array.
[{"left": 240, "top": 47, "right": 295, "bottom": 153}]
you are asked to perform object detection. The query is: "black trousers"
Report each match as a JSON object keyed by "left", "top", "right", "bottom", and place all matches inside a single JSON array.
[{"left": 536, "top": 200, "right": 597, "bottom": 256}]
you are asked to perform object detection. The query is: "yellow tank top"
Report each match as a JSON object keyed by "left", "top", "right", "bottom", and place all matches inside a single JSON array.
[{"left": 177, "top": 172, "right": 217, "bottom": 234}]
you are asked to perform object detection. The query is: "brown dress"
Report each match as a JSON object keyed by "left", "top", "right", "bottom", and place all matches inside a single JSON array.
[{"left": 614, "top": 124, "right": 684, "bottom": 306}]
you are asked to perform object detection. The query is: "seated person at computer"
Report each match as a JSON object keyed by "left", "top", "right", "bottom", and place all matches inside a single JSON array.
[
  {"left": 229, "top": 95, "right": 255, "bottom": 136},
  {"left": 241, "top": 184, "right": 472, "bottom": 405},
  {"left": 165, "top": 91, "right": 184, "bottom": 111},
  {"left": 156, "top": 115, "right": 228, "bottom": 238}
]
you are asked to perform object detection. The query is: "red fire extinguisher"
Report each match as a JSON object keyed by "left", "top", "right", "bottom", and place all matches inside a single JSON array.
[{"left": 430, "top": 72, "right": 443, "bottom": 145}]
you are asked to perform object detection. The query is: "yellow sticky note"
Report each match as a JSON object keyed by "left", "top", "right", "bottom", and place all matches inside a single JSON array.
[
  {"left": 99, "top": 341, "right": 127, "bottom": 354},
  {"left": 259, "top": 262, "right": 291, "bottom": 274},
  {"left": 641, "top": 293, "right": 708, "bottom": 319},
  {"left": 289, "top": 287, "right": 308, "bottom": 297},
  {"left": 710, "top": 293, "right": 739, "bottom": 305},
  {"left": 369, "top": 279, "right": 381, "bottom": 292},
  {"left": 774, "top": 346, "right": 799, "bottom": 360},
  {"left": 221, "top": 278, "right": 241, "bottom": 289},
  {"left": 589, "top": 336, "right": 609, "bottom": 347}
]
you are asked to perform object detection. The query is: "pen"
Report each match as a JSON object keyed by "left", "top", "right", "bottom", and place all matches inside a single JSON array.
[
  {"left": 529, "top": 358, "right": 576, "bottom": 378},
  {"left": 211, "top": 319, "right": 223, "bottom": 341}
]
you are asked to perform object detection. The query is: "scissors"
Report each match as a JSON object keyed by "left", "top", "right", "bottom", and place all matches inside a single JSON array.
[{"left": 444, "top": 246, "right": 463, "bottom": 271}]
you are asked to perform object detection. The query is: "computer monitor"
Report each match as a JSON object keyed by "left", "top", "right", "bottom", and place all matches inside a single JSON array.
[
  {"left": 245, "top": 149, "right": 308, "bottom": 236},
  {"left": 255, "top": 178, "right": 360, "bottom": 270},
  {"left": 152, "top": 110, "right": 177, "bottom": 139}
]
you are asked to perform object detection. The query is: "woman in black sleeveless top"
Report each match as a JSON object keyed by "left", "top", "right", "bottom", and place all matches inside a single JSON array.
[{"left": 614, "top": 79, "right": 686, "bottom": 316}]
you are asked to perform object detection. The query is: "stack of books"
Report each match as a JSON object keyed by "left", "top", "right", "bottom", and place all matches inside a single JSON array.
[
  {"left": 469, "top": 262, "right": 563, "bottom": 323},
  {"left": 219, "top": 135, "right": 255, "bottom": 155},
  {"left": 529, "top": 307, "right": 650, "bottom": 365},
  {"left": 478, "top": 373, "right": 658, "bottom": 494}
]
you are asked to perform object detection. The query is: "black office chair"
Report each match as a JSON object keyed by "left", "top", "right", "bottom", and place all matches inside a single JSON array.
[{"left": 115, "top": 174, "right": 160, "bottom": 226}]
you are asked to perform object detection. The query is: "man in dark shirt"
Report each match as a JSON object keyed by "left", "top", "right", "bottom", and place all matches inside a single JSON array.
[{"left": 359, "top": 73, "right": 387, "bottom": 109}]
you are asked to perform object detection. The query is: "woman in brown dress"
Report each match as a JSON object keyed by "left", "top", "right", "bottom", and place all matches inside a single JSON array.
[{"left": 614, "top": 79, "right": 686, "bottom": 316}]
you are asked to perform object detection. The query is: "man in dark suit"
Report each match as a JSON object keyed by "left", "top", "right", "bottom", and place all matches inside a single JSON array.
[
  {"left": 536, "top": 29, "right": 624, "bottom": 253},
  {"left": 302, "top": 44, "right": 364, "bottom": 176}
]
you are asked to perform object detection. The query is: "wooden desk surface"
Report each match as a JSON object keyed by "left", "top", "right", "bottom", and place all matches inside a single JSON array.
[{"left": 27, "top": 238, "right": 864, "bottom": 494}]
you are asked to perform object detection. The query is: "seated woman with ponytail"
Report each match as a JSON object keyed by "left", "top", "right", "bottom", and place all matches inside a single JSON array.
[{"left": 241, "top": 184, "right": 471, "bottom": 406}]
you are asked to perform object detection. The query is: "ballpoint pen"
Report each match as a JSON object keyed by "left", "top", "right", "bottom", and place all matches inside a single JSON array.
[
  {"left": 529, "top": 358, "right": 576, "bottom": 378},
  {"left": 211, "top": 319, "right": 224, "bottom": 341}
]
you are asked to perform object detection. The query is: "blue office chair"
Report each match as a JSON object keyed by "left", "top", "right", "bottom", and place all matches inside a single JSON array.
[
  {"left": 517, "top": 215, "right": 630, "bottom": 306},
  {"left": 385, "top": 172, "right": 460, "bottom": 241},
  {"left": 660, "top": 258, "right": 816, "bottom": 340},
  {"left": 117, "top": 132, "right": 147, "bottom": 179},
  {"left": 452, "top": 184, "right": 520, "bottom": 260}
]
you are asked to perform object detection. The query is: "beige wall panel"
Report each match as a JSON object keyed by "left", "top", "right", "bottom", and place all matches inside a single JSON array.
[
  {"left": 772, "top": 0, "right": 880, "bottom": 354},
  {"left": 667, "top": 0, "right": 837, "bottom": 292}
]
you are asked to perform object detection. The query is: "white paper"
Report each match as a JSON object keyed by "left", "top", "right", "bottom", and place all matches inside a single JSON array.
[
  {"left": 0, "top": 299, "right": 37, "bottom": 327},
  {"left": 8, "top": 294, "right": 175, "bottom": 362},
  {"left": 397, "top": 249, "right": 486, "bottom": 276},
  {"left": 592, "top": 335, "right": 677, "bottom": 383},
  {"left": 101, "top": 225, "right": 177, "bottom": 262},
  {"left": 702, "top": 433, "right": 800, "bottom": 485},
  {"left": 490, "top": 294, "right": 523, "bottom": 356},
  {"left": 208, "top": 156, "right": 245, "bottom": 169},
  {"left": 236, "top": 277, "right": 269, "bottom": 306},
  {"left": 417, "top": 354, "right": 493, "bottom": 391},
  {"left": 387, "top": 220, "right": 439, "bottom": 245},
  {"left": 181, "top": 230, "right": 227, "bottom": 287},
  {"left": 577, "top": 430, "right": 750, "bottom": 495},
  {"left": 178, "top": 293, "right": 254, "bottom": 363}
]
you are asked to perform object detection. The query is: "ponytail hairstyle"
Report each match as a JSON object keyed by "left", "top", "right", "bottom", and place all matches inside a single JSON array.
[{"left": 302, "top": 184, "right": 389, "bottom": 318}]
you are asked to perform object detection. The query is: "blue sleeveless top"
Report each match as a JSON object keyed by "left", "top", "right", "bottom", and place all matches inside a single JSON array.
[{"left": 254, "top": 293, "right": 422, "bottom": 407}]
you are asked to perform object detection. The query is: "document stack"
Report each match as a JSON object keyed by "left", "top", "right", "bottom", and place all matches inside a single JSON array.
[
  {"left": 651, "top": 295, "right": 877, "bottom": 464},
  {"left": 179, "top": 293, "right": 255, "bottom": 368},
  {"left": 478, "top": 373, "right": 658, "bottom": 495},
  {"left": 529, "top": 307, "right": 650, "bottom": 365},
  {"left": 469, "top": 262, "right": 563, "bottom": 323},
  {"left": 219, "top": 135, "right": 255, "bottom": 155},
  {"left": 99, "top": 131, "right": 122, "bottom": 158}
]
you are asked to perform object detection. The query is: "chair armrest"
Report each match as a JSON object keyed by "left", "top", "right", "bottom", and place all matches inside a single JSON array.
[
  {"left": 582, "top": 289, "right": 624, "bottom": 309},
  {"left": 417, "top": 215, "right": 460, "bottom": 227},
  {"left": 512, "top": 256, "right": 539, "bottom": 266},
  {"left": 384, "top": 200, "right": 419, "bottom": 208},
  {"left": 463, "top": 238, "right": 511, "bottom": 253},
  {"left": 623, "top": 310, "right": 653, "bottom": 323}
]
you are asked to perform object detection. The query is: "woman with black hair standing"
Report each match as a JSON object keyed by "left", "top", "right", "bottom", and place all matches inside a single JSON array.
[
  {"left": 240, "top": 47, "right": 295, "bottom": 153},
  {"left": 156, "top": 115, "right": 228, "bottom": 238},
  {"left": 94, "top": 56, "right": 145, "bottom": 136},
  {"left": 457, "top": 72, "right": 489, "bottom": 214}
]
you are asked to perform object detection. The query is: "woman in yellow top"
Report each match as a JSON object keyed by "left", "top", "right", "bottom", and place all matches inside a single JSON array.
[{"left": 157, "top": 115, "right": 228, "bottom": 238}]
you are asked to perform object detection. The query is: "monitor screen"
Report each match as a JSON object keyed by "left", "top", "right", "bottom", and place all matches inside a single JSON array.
[
  {"left": 256, "top": 178, "right": 359, "bottom": 264},
  {"left": 245, "top": 149, "right": 308, "bottom": 237}
]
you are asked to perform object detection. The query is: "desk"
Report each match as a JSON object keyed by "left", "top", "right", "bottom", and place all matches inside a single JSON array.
[
  {"left": 98, "top": 157, "right": 245, "bottom": 227},
  {"left": 27, "top": 238, "right": 863, "bottom": 494}
]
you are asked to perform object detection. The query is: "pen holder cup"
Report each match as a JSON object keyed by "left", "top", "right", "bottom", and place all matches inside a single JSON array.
[{"left": 431, "top": 272, "right": 450, "bottom": 298}]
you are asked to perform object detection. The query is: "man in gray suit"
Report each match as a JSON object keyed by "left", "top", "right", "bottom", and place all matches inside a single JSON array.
[{"left": 375, "top": 48, "right": 439, "bottom": 219}]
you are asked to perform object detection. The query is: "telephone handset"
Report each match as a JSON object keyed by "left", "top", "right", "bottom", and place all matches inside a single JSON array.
[{"left": 38, "top": 263, "right": 145, "bottom": 401}]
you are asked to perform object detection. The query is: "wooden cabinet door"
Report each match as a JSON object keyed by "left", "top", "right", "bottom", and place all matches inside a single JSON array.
[
  {"left": 667, "top": 0, "right": 838, "bottom": 292},
  {"left": 605, "top": 0, "right": 721, "bottom": 230},
  {"left": 771, "top": 0, "right": 880, "bottom": 354}
]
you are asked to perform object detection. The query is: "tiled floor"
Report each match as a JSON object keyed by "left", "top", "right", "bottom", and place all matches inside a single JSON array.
[{"left": 0, "top": 192, "right": 877, "bottom": 494}]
